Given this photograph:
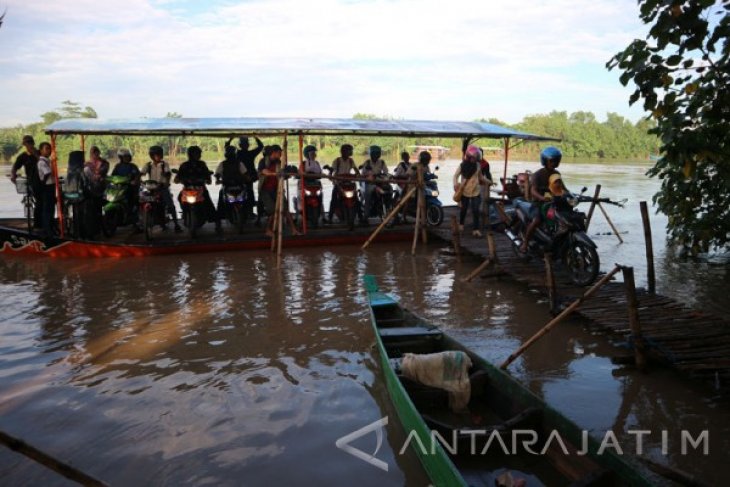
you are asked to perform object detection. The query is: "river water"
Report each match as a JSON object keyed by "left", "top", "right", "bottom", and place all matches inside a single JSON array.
[{"left": 0, "top": 160, "right": 728, "bottom": 486}]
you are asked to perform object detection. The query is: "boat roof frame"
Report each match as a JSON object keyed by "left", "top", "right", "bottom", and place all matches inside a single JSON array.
[{"left": 44, "top": 116, "right": 560, "bottom": 141}]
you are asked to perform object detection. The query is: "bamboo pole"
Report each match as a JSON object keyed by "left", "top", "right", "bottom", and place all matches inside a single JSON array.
[
  {"left": 0, "top": 430, "right": 108, "bottom": 486},
  {"left": 276, "top": 134, "right": 288, "bottom": 267},
  {"left": 411, "top": 187, "right": 422, "bottom": 255},
  {"left": 640, "top": 201, "right": 656, "bottom": 294},
  {"left": 486, "top": 231, "right": 496, "bottom": 260},
  {"left": 50, "top": 134, "right": 65, "bottom": 238},
  {"left": 451, "top": 215, "right": 461, "bottom": 257},
  {"left": 464, "top": 257, "right": 492, "bottom": 282},
  {"left": 270, "top": 173, "right": 282, "bottom": 252},
  {"left": 544, "top": 252, "right": 557, "bottom": 314},
  {"left": 500, "top": 265, "right": 622, "bottom": 369},
  {"left": 501, "top": 138, "right": 509, "bottom": 201},
  {"left": 585, "top": 184, "right": 601, "bottom": 229},
  {"left": 418, "top": 164, "right": 427, "bottom": 244},
  {"left": 622, "top": 266, "right": 647, "bottom": 372},
  {"left": 298, "top": 133, "right": 306, "bottom": 234},
  {"left": 361, "top": 186, "right": 416, "bottom": 250},
  {"left": 597, "top": 201, "right": 624, "bottom": 243}
]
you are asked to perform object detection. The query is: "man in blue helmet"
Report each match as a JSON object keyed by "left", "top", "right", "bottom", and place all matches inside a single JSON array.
[{"left": 518, "top": 146, "right": 567, "bottom": 253}]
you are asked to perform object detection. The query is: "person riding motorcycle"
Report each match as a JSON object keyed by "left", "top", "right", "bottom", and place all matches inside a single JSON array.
[
  {"left": 360, "top": 145, "right": 389, "bottom": 225},
  {"left": 111, "top": 148, "right": 142, "bottom": 230},
  {"left": 141, "top": 145, "right": 182, "bottom": 232},
  {"left": 299, "top": 145, "right": 324, "bottom": 223},
  {"left": 327, "top": 144, "right": 359, "bottom": 224},
  {"left": 174, "top": 145, "right": 221, "bottom": 233},
  {"left": 215, "top": 145, "right": 249, "bottom": 220},
  {"left": 517, "top": 146, "right": 566, "bottom": 253}
]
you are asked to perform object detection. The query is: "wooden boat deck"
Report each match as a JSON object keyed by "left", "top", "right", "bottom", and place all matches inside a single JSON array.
[{"left": 429, "top": 206, "right": 730, "bottom": 384}]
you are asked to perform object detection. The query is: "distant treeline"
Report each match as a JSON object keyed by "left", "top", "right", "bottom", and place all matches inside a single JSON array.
[{"left": 0, "top": 103, "right": 658, "bottom": 166}]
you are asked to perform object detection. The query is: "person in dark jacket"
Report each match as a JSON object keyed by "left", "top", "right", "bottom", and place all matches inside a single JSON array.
[
  {"left": 226, "top": 136, "right": 263, "bottom": 218},
  {"left": 174, "top": 145, "right": 221, "bottom": 233},
  {"left": 214, "top": 145, "right": 249, "bottom": 219},
  {"left": 10, "top": 135, "right": 42, "bottom": 228}
]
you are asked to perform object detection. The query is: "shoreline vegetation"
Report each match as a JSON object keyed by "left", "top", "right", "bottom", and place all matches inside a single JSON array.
[{"left": 1, "top": 103, "right": 659, "bottom": 167}]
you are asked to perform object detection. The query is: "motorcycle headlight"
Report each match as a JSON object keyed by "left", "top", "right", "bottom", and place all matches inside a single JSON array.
[
  {"left": 305, "top": 190, "right": 312, "bottom": 196},
  {"left": 344, "top": 190, "right": 355, "bottom": 198},
  {"left": 185, "top": 195, "right": 198, "bottom": 204},
  {"left": 430, "top": 190, "right": 439, "bottom": 197}
]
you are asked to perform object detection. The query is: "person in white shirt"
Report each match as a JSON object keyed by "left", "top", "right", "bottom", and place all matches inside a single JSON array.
[
  {"left": 360, "top": 145, "right": 389, "bottom": 225},
  {"left": 327, "top": 144, "right": 359, "bottom": 224},
  {"left": 141, "top": 146, "right": 182, "bottom": 232},
  {"left": 36, "top": 142, "right": 57, "bottom": 236}
]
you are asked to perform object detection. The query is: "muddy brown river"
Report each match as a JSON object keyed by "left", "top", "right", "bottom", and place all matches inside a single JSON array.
[{"left": 0, "top": 160, "right": 728, "bottom": 486}]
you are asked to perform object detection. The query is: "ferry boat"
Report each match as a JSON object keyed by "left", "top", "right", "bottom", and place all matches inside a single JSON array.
[{"left": 1, "top": 117, "right": 555, "bottom": 258}]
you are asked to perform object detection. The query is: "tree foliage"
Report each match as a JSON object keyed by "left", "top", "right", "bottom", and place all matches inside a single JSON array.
[{"left": 607, "top": 0, "right": 730, "bottom": 252}]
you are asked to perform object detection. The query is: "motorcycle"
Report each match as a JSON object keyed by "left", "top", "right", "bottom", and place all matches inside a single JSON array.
[
  {"left": 101, "top": 175, "right": 137, "bottom": 237},
  {"left": 176, "top": 175, "right": 209, "bottom": 239},
  {"left": 395, "top": 172, "right": 444, "bottom": 226},
  {"left": 505, "top": 188, "right": 600, "bottom": 286},
  {"left": 293, "top": 177, "right": 323, "bottom": 228},
  {"left": 139, "top": 180, "right": 168, "bottom": 241},
  {"left": 362, "top": 175, "right": 394, "bottom": 222},
  {"left": 336, "top": 175, "right": 358, "bottom": 231},
  {"left": 216, "top": 176, "right": 248, "bottom": 234}
]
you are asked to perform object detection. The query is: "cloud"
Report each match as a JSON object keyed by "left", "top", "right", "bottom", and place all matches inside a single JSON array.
[{"left": 0, "top": 0, "right": 650, "bottom": 126}]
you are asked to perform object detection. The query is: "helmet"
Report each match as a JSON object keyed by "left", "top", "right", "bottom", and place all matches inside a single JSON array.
[
  {"left": 118, "top": 148, "right": 132, "bottom": 159},
  {"left": 540, "top": 146, "right": 562, "bottom": 167},
  {"left": 369, "top": 145, "right": 382, "bottom": 160},
  {"left": 464, "top": 145, "right": 482, "bottom": 161},
  {"left": 418, "top": 151, "right": 432, "bottom": 164},
  {"left": 187, "top": 145, "right": 202, "bottom": 159},
  {"left": 340, "top": 144, "right": 353, "bottom": 156},
  {"left": 303, "top": 145, "right": 317, "bottom": 157},
  {"left": 225, "top": 145, "right": 237, "bottom": 159},
  {"left": 148, "top": 145, "right": 163, "bottom": 158}
]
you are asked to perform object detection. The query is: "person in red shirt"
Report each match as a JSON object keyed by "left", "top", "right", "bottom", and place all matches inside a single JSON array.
[{"left": 258, "top": 145, "right": 300, "bottom": 237}]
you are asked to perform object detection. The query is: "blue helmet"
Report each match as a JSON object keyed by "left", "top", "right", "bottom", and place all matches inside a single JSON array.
[{"left": 540, "top": 146, "right": 562, "bottom": 167}]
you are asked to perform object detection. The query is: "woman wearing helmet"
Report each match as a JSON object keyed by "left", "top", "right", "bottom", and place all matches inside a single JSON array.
[
  {"left": 141, "top": 145, "right": 182, "bottom": 232},
  {"left": 360, "top": 145, "right": 389, "bottom": 225},
  {"left": 327, "top": 143, "right": 359, "bottom": 224},
  {"left": 518, "top": 146, "right": 566, "bottom": 253},
  {"left": 453, "top": 145, "right": 490, "bottom": 237}
]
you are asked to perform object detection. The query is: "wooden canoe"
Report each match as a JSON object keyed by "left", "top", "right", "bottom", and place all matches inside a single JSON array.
[{"left": 364, "top": 275, "right": 653, "bottom": 486}]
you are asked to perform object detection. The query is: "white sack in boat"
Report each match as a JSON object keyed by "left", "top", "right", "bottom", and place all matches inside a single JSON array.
[{"left": 401, "top": 351, "right": 472, "bottom": 412}]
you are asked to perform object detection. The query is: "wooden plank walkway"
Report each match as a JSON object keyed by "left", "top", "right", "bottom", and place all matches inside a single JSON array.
[{"left": 429, "top": 206, "right": 730, "bottom": 384}]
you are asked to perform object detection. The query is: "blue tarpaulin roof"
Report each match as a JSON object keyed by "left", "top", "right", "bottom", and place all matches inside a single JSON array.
[{"left": 45, "top": 117, "right": 559, "bottom": 141}]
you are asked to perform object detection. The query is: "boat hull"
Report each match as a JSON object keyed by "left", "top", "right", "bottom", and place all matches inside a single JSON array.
[{"left": 0, "top": 220, "right": 412, "bottom": 258}]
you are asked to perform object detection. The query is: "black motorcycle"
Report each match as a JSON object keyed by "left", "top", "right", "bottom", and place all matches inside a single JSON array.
[{"left": 506, "top": 188, "right": 600, "bottom": 286}]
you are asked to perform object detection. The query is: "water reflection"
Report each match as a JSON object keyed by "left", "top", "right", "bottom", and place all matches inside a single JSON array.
[{"left": 0, "top": 238, "right": 728, "bottom": 484}]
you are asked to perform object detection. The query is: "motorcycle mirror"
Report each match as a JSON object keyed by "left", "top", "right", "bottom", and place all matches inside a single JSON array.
[
  {"left": 171, "top": 168, "right": 178, "bottom": 174},
  {"left": 581, "top": 186, "right": 588, "bottom": 193},
  {"left": 434, "top": 165, "right": 440, "bottom": 171}
]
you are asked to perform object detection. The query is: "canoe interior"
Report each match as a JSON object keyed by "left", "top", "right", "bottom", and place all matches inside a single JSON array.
[{"left": 368, "top": 287, "right": 651, "bottom": 487}]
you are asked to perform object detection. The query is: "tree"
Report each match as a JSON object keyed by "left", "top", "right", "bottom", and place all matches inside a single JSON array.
[{"left": 607, "top": 1, "right": 730, "bottom": 252}]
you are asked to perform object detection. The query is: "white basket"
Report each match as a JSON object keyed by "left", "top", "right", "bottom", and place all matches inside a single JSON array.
[{"left": 14, "top": 177, "right": 28, "bottom": 195}]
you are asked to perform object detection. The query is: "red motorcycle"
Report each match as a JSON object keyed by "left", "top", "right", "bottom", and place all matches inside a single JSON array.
[
  {"left": 294, "top": 178, "right": 323, "bottom": 228},
  {"left": 337, "top": 176, "right": 358, "bottom": 231}
]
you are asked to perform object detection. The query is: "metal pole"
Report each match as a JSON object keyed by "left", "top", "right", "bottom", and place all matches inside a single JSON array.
[{"left": 640, "top": 201, "right": 656, "bottom": 294}]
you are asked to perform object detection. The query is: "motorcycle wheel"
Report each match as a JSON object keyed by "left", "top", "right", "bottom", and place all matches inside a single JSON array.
[
  {"left": 307, "top": 206, "right": 320, "bottom": 228},
  {"left": 426, "top": 204, "right": 444, "bottom": 227},
  {"left": 102, "top": 209, "right": 118, "bottom": 237},
  {"left": 235, "top": 205, "right": 245, "bottom": 234},
  {"left": 189, "top": 210, "right": 198, "bottom": 239},
  {"left": 566, "top": 240, "right": 600, "bottom": 286},
  {"left": 143, "top": 207, "right": 153, "bottom": 241},
  {"left": 344, "top": 206, "right": 355, "bottom": 231}
]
